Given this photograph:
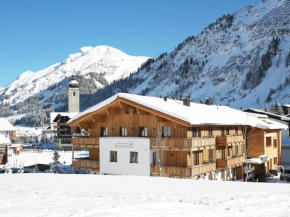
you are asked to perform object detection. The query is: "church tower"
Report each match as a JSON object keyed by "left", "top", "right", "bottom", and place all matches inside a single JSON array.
[{"left": 68, "top": 74, "right": 80, "bottom": 113}]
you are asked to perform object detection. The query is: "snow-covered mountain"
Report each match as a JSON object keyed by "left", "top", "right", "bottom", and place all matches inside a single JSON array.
[
  {"left": 125, "top": 0, "right": 290, "bottom": 110},
  {"left": 0, "top": 46, "right": 149, "bottom": 106}
]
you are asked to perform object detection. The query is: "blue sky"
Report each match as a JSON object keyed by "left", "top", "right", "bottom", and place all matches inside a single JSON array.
[{"left": 0, "top": 0, "right": 261, "bottom": 87}]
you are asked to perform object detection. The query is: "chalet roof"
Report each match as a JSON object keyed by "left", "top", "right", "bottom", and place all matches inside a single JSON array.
[
  {"left": 68, "top": 93, "right": 287, "bottom": 130},
  {"left": 243, "top": 108, "right": 290, "bottom": 122},
  {"left": 0, "top": 134, "right": 11, "bottom": 145},
  {"left": 50, "top": 112, "right": 79, "bottom": 124},
  {"left": 0, "top": 118, "right": 17, "bottom": 131}
]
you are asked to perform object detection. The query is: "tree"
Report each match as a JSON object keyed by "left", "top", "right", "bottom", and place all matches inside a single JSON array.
[
  {"left": 50, "top": 143, "right": 64, "bottom": 174},
  {"left": 272, "top": 100, "right": 284, "bottom": 115}
]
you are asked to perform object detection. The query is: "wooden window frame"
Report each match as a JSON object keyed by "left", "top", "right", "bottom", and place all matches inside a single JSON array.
[
  {"left": 266, "top": 137, "right": 272, "bottom": 147},
  {"left": 100, "top": 127, "right": 108, "bottom": 137},
  {"left": 273, "top": 138, "right": 277, "bottom": 148},
  {"left": 139, "top": 127, "right": 148, "bottom": 137},
  {"left": 110, "top": 151, "right": 117, "bottom": 162},
  {"left": 130, "top": 152, "right": 138, "bottom": 163},
  {"left": 162, "top": 127, "right": 171, "bottom": 137},
  {"left": 120, "top": 127, "right": 128, "bottom": 137}
]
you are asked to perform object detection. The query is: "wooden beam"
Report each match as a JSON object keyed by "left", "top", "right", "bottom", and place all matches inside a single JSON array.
[
  {"left": 79, "top": 122, "right": 92, "bottom": 129},
  {"left": 138, "top": 109, "right": 149, "bottom": 115},
  {"left": 107, "top": 108, "right": 120, "bottom": 115},
  {"left": 119, "top": 102, "right": 133, "bottom": 109}
]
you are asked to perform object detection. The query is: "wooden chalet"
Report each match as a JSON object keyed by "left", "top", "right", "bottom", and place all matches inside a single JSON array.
[{"left": 68, "top": 93, "right": 285, "bottom": 181}]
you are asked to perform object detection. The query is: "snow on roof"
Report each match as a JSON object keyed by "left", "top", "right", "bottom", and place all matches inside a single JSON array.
[
  {"left": 50, "top": 112, "right": 79, "bottom": 124},
  {"left": 0, "top": 118, "right": 17, "bottom": 131},
  {"left": 9, "top": 143, "right": 23, "bottom": 148},
  {"left": 69, "top": 80, "right": 79, "bottom": 85},
  {"left": 0, "top": 134, "right": 11, "bottom": 145},
  {"left": 244, "top": 108, "right": 290, "bottom": 122},
  {"left": 68, "top": 93, "right": 285, "bottom": 130}
]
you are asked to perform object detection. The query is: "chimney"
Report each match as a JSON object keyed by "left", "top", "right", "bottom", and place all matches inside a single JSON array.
[
  {"left": 183, "top": 98, "right": 191, "bottom": 107},
  {"left": 179, "top": 94, "right": 183, "bottom": 100},
  {"left": 205, "top": 98, "right": 211, "bottom": 105},
  {"left": 164, "top": 96, "right": 167, "bottom": 101}
]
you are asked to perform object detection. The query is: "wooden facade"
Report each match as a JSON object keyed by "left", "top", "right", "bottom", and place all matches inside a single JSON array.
[
  {"left": 247, "top": 128, "right": 281, "bottom": 174},
  {"left": 68, "top": 95, "right": 282, "bottom": 181},
  {"left": 0, "top": 145, "right": 8, "bottom": 165}
]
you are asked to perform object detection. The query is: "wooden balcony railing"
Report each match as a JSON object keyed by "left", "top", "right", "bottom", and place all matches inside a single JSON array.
[
  {"left": 216, "top": 135, "right": 244, "bottom": 146},
  {"left": 72, "top": 137, "right": 99, "bottom": 148},
  {"left": 72, "top": 159, "right": 99, "bottom": 171},
  {"left": 216, "top": 155, "right": 244, "bottom": 169},
  {"left": 150, "top": 137, "right": 216, "bottom": 150},
  {"left": 150, "top": 163, "right": 216, "bottom": 178}
]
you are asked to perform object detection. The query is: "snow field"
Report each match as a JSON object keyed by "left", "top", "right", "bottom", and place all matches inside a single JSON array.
[{"left": 0, "top": 175, "right": 290, "bottom": 217}]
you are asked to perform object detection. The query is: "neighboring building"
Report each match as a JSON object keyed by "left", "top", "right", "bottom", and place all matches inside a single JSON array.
[
  {"left": 68, "top": 93, "right": 285, "bottom": 180},
  {"left": 243, "top": 108, "right": 290, "bottom": 168},
  {"left": 49, "top": 75, "right": 79, "bottom": 150},
  {"left": 282, "top": 104, "right": 290, "bottom": 117},
  {"left": 0, "top": 134, "right": 11, "bottom": 165},
  {"left": 0, "top": 118, "right": 17, "bottom": 142}
]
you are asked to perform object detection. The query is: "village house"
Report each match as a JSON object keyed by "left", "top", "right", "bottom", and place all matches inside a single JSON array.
[
  {"left": 0, "top": 134, "right": 10, "bottom": 165},
  {"left": 68, "top": 93, "right": 285, "bottom": 181},
  {"left": 0, "top": 118, "right": 17, "bottom": 142}
]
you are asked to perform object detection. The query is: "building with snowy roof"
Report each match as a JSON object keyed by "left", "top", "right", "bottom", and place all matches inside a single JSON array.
[
  {"left": 0, "top": 118, "right": 17, "bottom": 142},
  {"left": 0, "top": 134, "right": 11, "bottom": 165},
  {"left": 47, "top": 75, "right": 80, "bottom": 150},
  {"left": 68, "top": 93, "right": 286, "bottom": 181}
]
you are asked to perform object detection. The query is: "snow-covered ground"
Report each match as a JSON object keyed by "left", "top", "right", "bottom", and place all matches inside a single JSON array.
[
  {"left": 6, "top": 150, "right": 87, "bottom": 167},
  {"left": 0, "top": 174, "right": 289, "bottom": 217}
]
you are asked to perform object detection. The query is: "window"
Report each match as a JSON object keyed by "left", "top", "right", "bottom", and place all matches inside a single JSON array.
[
  {"left": 274, "top": 157, "right": 277, "bottom": 165},
  {"left": 120, "top": 127, "right": 128, "bottom": 136},
  {"left": 227, "top": 147, "right": 231, "bottom": 157},
  {"left": 152, "top": 152, "right": 157, "bottom": 166},
  {"left": 125, "top": 109, "right": 130, "bottom": 114},
  {"left": 220, "top": 127, "right": 224, "bottom": 136},
  {"left": 193, "top": 151, "right": 199, "bottom": 166},
  {"left": 162, "top": 127, "right": 171, "bottom": 137},
  {"left": 110, "top": 151, "right": 117, "bottom": 162},
  {"left": 139, "top": 127, "right": 147, "bottom": 137},
  {"left": 266, "top": 137, "right": 272, "bottom": 147},
  {"left": 235, "top": 126, "right": 239, "bottom": 135},
  {"left": 273, "top": 139, "right": 277, "bottom": 148},
  {"left": 130, "top": 152, "right": 138, "bottom": 163},
  {"left": 225, "top": 126, "right": 230, "bottom": 135},
  {"left": 191, "top": 127, "right": 201, "bottom": 137},
  {"left": 208, "top": 127, "right": 213, "bottom": 136},
  {"left": 235, "top": 145, "right": 239, "bottom": 155},
  {"left": 133, "top": 107, "right": 138, "bottom": 114},
  {"left": 100, "top": 127, "right": 108, "bottom": 137},
  {"left": 73, "top": 91, "right": 75, "bottom": 97},
  {"left": 208, "top": 149, "right": 213, "bottom": 163}
]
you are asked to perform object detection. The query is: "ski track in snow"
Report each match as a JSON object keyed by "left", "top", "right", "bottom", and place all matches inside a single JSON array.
[{"left": 0, "top": 175, "right": 290, "bottom": 217}]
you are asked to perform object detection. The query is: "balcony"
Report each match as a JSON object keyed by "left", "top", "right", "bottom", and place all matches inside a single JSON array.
[
  {"left": 72, "top": 159, "right": 99, "bottom": 171},
  {"left": 216, "top": 155, "right": 244, "bottom": 169},
  {"left": 72, "top": 137, "right": 99, "bottom": 148},
  {"left": 150, "top": 137, "right": 216, "bottom": 151},
  {"left": 150, "top": 163, "right": 216, "bottom": 178},
  {"left": 216, "top": 135, "right": 244, "bottom": 147}
]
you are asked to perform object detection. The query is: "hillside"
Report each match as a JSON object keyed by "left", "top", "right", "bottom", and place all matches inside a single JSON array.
[
  {"left": 0, "top": 46, "right": 149, "bottom": 125},
  {"left": 124, "top": 0, "right": 290, "bottom": 110},
  {"left": 2, "top": 0, "right": 290, "bottom": 126}
]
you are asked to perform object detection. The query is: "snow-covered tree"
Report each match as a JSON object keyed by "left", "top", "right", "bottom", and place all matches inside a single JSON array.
[
  {"left": 50, "top": 143, "right": 64, "bottom": 174},
  {"left": 272, "top": 100, "right": 284, "bottom": 115}
]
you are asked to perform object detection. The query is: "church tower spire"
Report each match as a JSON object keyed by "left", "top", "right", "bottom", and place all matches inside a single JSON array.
[{"left": 68, "top": 74, "right": 80, "bottom": 113}]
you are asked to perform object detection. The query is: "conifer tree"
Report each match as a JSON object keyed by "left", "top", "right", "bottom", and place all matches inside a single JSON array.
[{"left": 272, "top": 100, "right": 284, "bottom": 115}]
